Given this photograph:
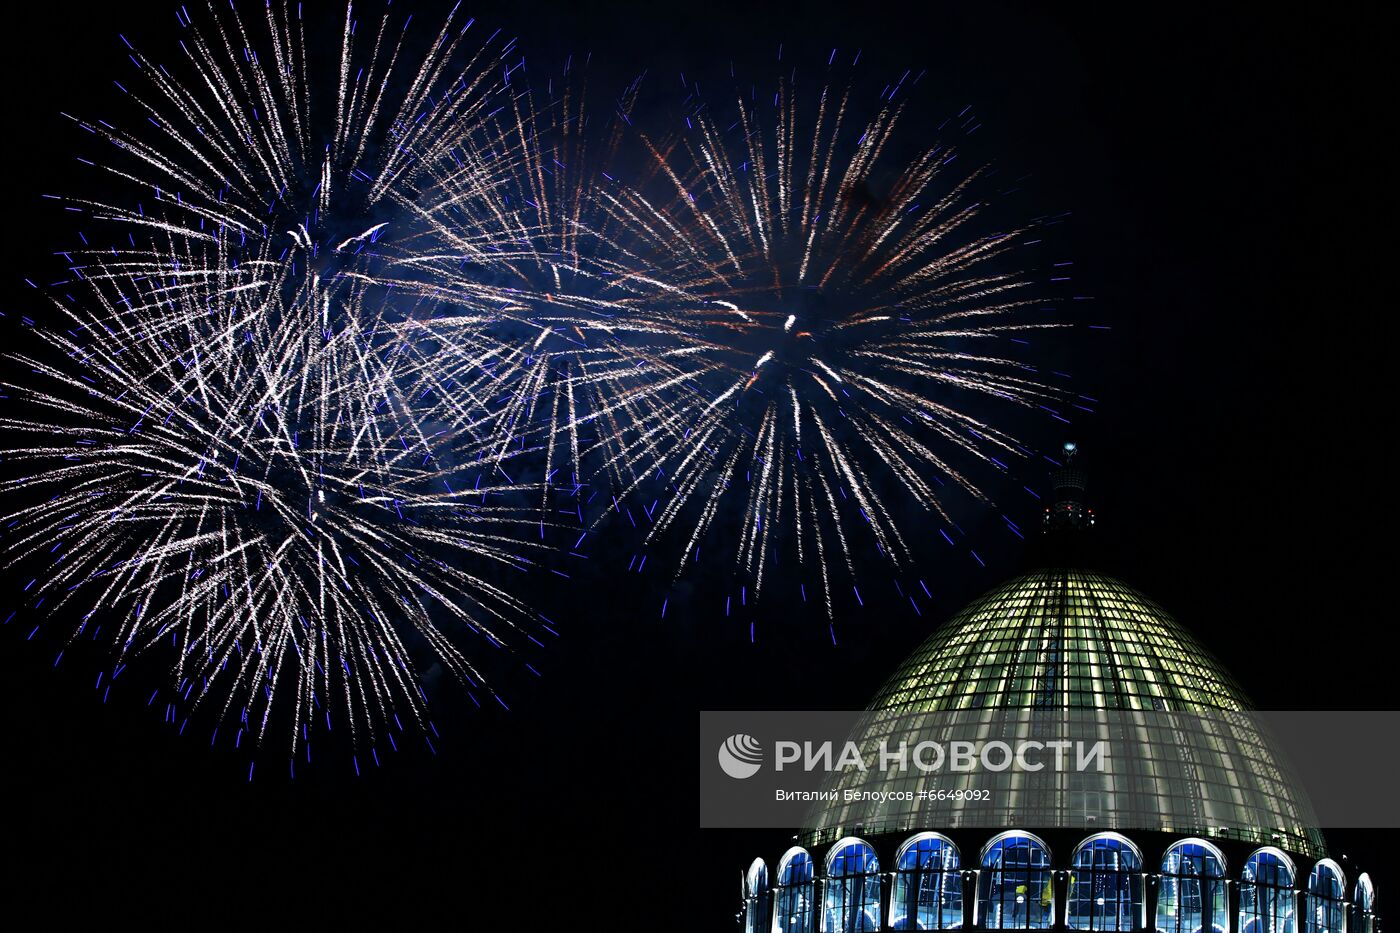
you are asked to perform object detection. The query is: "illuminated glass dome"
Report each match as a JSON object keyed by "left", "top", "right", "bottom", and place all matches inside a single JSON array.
[
  {"left": 737, "top": 449, "right": 1377, "bottom": 933},
  {"left": 869, "top": 569, "right": 1250, "bottom": 714},
  {"left": 800, "top": 567, "right": 1327, "bottom": 860}
]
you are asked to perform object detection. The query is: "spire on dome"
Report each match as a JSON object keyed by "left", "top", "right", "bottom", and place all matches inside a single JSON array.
[{"left": 1043, "top": 441, "right": 1095, "bottom": 534}]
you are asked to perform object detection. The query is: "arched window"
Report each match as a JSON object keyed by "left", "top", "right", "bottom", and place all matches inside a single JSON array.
[
  {"left": 1240, "top": 848, "right": 1296, "bottom": 933},
  {"left": 1351, "top": 874, "right": 1376, "bottom": 933},
  {"left": 1157, "top": 839, "right": 1228, "bottom": 933},
  {"left": 773, "top": 848, "right": 816, "bottom": 933},
  {"left": 891, "top": 832, "right": 963, "bottom": 930},
  {"left": 746, "top": 858, "right": 771, "bottom": 933},
  {"left": 1067, "top": 833, "right": 1143, "bottom": 931},
  {"left": 1305, "top": 860, "right": 1344, "bottom": 933},
  {"left": 979, "top": 831, "right": 1054, "bottom": 930},
  {"left": 825, "top": 837, "right": 882, "bottom": 933}
]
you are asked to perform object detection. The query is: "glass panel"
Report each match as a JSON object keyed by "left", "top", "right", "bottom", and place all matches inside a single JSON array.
[
  {"left": 1157, "top": 841, "right": 1227, "bottom": 933},
  {"left": 747, "top": 860, "right": 771, "bottom": 933},
  {"left": 1304, "top": 862, "right": 1343, "bottom": 933},
  {"left": 979, "top": 833, "right": 1054, "bottom": 930},
  {"left": 1350, "top": 876, "right": 1375, "bottom": 933},
  {"left": 892, "top": 834, "right": 963, "bottom": 930},
  {"left": 826, "top": 840, "right": 882, "bottom": 933},
  {"left": 1067, "top": 835, "right": 1142, "bottom": 931},
  {"left": 774, "top": 850, "right": 816, "bottom": 933},
  {"left": 1240, "top": 850, "right": 1296, "bottom": 933}
]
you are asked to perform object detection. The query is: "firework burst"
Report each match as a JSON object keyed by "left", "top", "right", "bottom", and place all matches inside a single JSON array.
[
  {"left": 59, "top": 0, "right": 527, "bottom": 283},
  {"left": 417, "top": 64, "right": 1083, "bottom": 617},
  {"left": 6, "top": 1, "right": 1089, "bottom": 766},
  {"left": 2, "top": 256, "right": 554, "bottom": 757},
  {"left": 3, "top": 1, "right": 572, "bottom": 760}
]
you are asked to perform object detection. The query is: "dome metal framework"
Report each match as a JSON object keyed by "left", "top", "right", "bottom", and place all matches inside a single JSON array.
[{"left": 870, "top": 569, "right": 1249, "bottom": 715}]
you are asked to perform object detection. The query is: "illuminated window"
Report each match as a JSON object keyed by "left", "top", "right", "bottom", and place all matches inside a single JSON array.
[
  {"left": 979, "top": 831, "right": 1054, "bottom": 930},
  {"left": 825, "top": 838, "right": 882, "bottom": 933},
  {"left": 1158, "top": 839, "right": 1228, "bottom": 933},
  {"left": 746, "top": 858, "right": 771, "bottom": 933},
  {"left": 1067, "top": 833, "right": 1143, "bottom": 931},
  {"left": 1351, "top": 874, "right": 1375, "bottom": 933},
  {"left": 891, "top": 832, "right": 963, "bottom": 930},
  {"left": 1304, "top": 860, "right": 1344, "bottom": 933},
  {"left": 1240, "top": 848, "right": 1296, "bottom": 933},
  {"left": 773, "top": 848, "right": 816, "bottom": 933}
]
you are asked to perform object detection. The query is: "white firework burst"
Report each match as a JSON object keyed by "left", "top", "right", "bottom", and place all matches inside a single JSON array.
[{"left": 3, "top": 257, "right": 554, "bottom": 756}]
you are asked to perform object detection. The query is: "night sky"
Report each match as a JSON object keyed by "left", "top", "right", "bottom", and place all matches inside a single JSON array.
[{"left": 3, "top": 1, "right": 1392, "bottom": 924}]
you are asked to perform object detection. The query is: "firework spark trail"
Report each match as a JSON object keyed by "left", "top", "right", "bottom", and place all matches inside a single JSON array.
[
  {"left": 3, "top": 251, "right": 555, "bottom": 755},
  {"left": 391, "top": 70, "right": 735, "bottom": 506},
  {"left": 43, "top": 0, "right": 553, "bottom": 477},
  {"left": 54, "top": 1, "right": 540, "bottom": 323},
  {"left": 410, "top": 65, "right": 1083, "bottom": 617},
  {"left": 384, "top": 67, "right": 700, "bottom": 503},
  {"left": 3, "top": 1, "right": 582, "bottom": 757}
]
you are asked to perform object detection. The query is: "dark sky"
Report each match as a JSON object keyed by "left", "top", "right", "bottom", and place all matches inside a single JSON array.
[{"left": 2, "top": 0, "right": 1393, "bottom": 925}]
